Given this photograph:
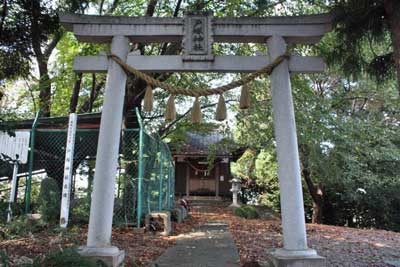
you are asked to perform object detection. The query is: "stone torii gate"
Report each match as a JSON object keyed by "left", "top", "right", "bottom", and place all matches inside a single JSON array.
[{"left": 60, "top": 12, "right": 332, "bottom": 267}]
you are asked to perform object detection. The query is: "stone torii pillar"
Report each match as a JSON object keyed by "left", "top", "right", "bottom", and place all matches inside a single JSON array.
[
  {"left": 267, "top": 35, "right": 325, "bottom": 265},
  {"left": 79, "top": 35, "right": 129, "bottom": 266}
]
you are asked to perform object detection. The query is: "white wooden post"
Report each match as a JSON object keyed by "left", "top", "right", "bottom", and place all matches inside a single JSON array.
[
  {"left": 267, "top": 35, "right": 317, "bottom": 258},
  {"left": 186, "top": 164, "right": 190, "bottom": 197},
  {"left": 7, "top": 161, "right": 19, "bottom": 223},
  {"left": 80, "top": 35, "right": 129, "bottom": 264},
  {"left": 60, "top": 113, "right": 77, "bottom": 228}
]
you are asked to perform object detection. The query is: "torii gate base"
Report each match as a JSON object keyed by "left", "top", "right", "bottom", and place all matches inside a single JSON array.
[
  {"left": 60, "top": 12, "right": 332, "bottom": 267},
  {"left": 270, "top": 255, "right": 325, "bottom": 267}
]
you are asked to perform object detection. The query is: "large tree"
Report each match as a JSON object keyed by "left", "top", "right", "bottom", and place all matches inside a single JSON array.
[
  {"left": 0, "top": 0, "right": 89, "bottom": 117},
  {"left": 330, "top": 0, "right": 400, "bottom": 96}
]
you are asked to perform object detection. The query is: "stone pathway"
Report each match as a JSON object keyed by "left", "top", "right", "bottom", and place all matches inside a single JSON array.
[{"left": 154, "top": 221, "right": 240, "bottom": 267}]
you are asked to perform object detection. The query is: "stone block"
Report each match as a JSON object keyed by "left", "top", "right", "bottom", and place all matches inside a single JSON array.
[
  {"left": 145, "top": 211, "right": 171, "bottom": 236},
  {"left": 78, "top": 246, "right": 125, "bottom": 267},
  {"left": 269, "top": 254, "right": 326, "bottom": 267}
]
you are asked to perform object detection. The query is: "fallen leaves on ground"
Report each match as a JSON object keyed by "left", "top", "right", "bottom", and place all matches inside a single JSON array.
[
  {"left": 190, "top": 205, "right": 400, "bottom": 267},
  {"left": 1, "top": 205, "right": 399, "bottom": 267}
]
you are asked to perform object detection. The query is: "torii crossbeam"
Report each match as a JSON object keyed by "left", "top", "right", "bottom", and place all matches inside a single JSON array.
[{"left": 60, "top": 12, "right": 332, "bottom": 267}]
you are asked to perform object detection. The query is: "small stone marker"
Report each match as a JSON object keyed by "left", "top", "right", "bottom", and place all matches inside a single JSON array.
[{"left": 145, "top": 211, "right": 172, "bottom": 236}]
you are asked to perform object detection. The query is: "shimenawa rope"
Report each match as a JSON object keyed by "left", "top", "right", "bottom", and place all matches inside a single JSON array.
[
  {"left": 108, "top": 51, "right": 290, "bottom": 97},
  {"left": 108, "top": 51, "right": 290, "bottom": 122}
]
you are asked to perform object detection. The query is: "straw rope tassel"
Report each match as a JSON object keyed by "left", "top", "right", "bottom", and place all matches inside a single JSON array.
[
  {"left": 215, "top": 94, "right": 227, "bottom": 121},
  {"left": 239, "top": 83, "right": 251, "bottom": 109},
  {"left": 165, "top": 95, "right": 176, "bottom": 121},
  {"left": 143, "top": 85, "right": 153, "bottom": 112},
  {"left": 192, "top": 97, "right": 202, "bottom": 124}
]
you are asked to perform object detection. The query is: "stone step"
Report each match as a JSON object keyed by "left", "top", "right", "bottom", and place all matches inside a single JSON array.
[
  {"left": 190, "top": 200, "right": 232, "bottom": 208},
  {"left": 186, "top": 196, "right": 223, "bottom": 201}
]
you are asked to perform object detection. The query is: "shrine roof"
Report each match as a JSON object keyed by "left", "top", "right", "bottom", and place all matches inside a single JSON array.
[{"left": 171, "top": 132, "right": 238, "bottom": 158}]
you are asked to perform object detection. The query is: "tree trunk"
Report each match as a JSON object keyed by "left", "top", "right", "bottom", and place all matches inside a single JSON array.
[
  {"left": 69, "top": 73, "right": 82, "bottom": 113},
  {"left": 302, "top": 167, "right": 324, "bottom": 224},
  {"left": 37, "top": 61, "right": 51, "bottom": 117},
  {"left": 79, "top": 76, "right": 105, "bottom": 113},
  {"left": 88, "top": 73, "right": 96, "bottom": 112},
  {"left": 311, "top": 184, "right": 324, "bottom": 224},
  {"left": 30, "top": 0, "right": 62, "bottom": 117},
  {"left": 384, "top": 0, "right": 400, "bottom": 96}
]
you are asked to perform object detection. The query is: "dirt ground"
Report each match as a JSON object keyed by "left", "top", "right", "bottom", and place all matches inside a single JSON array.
[{"left": 1, "top": 205, "right": 399, "bottom": 266}]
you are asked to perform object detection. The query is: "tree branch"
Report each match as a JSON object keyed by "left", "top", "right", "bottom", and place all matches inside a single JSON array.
[
  {"left": 160, "top": 0, "right": 182, "bottom": 55},
  {"left": 44, "top": 29, "right": 63, "bottom": 59},
  {"left": 24, "top": 79, "right": 37, "bottom": 113},
  {"left": 99, "top": 0, "right": 105, "bottom": 15},
  {"left": 159, "top": 99, "right": 236, "bottom": 137},
  {"left": 69, "top": 73, "right": 82, "bottom": 113},
  {"left": 79, "top": 76, "right": 106, "bottom": 113},
  {"left": 30, "top": 0, "right": 44, "bottom": 60},
  {"left": 145, "top": 0, "right": 158, "bottom": 16}
]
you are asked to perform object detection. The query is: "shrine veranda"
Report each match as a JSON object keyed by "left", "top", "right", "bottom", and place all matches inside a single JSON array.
[{"left": 59, "top": 12, "right": 332, "bottom": 266}]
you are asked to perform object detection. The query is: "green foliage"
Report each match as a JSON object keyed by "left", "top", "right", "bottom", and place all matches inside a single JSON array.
[
  {"left": 320, "top": 114, "right": 400, "bottom": 229},
  {"left": 234, "top": 205, "right": 259, "bottom": 219},
  {"left": 234, "top": 37, "right": 400, "bottom": 230},
  {"left": 0, "top": 250, "right": 9, "bottom": 267},
  {"left": 32, "top": 248, "right": 106, "bottom": 267},
  {"left": 242, "top": 206, "right": 259, "bottom": 219},
  {"left": 233, "top": 207, "right": 246, "bottom": 218},
  {"left": 2, "top": 216, "right": 47, "bottom": 239},
  {"left": 328, "top": 0, "right": 397, "bottom": 82},
  {"left": 0, "top": 200, "right": 25, "bottom": 225},
  {"left": 70, "top": 198, "right": 91, "bottom": 225},
  {"left": 51, "top": 32, "right": 106, "bottom": 116},
  {"left": 38, "top": 178, "right": 61, "bottom": 223}
]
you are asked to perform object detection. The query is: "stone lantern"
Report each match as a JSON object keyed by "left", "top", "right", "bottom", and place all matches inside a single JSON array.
[{"left": 229, "top": 177, "right": 242, "bottom": 208}]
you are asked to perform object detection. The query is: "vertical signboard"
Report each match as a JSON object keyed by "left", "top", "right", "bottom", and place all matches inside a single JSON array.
[
  {"left": 59, "top": 113, "right": 77, "bottom": 228},
  {"left": 0, "top": 131, "right": 30, "bottom": 163},
  {"left": 0, "top": 130, "right": 30, "bottom": 222}
]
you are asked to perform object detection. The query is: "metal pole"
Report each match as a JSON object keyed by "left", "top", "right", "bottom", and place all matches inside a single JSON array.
[
  {"left": 135, "top": 108, "right": 144, "bottom": 228},
  {"left": 167, "top": 163, "right": 171, "bottom": 210},
  {"left": 7, "top": 160, "right": 19, "bottom": 222},
  {"left": 25, "top": 109, "right": 40, "bottom": 214},
  {"left": 158, "top": 143, "right": 164, "bottom": 211}
]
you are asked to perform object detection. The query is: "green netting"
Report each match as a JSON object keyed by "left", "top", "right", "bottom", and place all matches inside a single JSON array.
[
  {"left": 0, "top": 114, "right": 175, "bottom": 227},
  {"left": 136, "top": 132, "right": 175, "bottom": 223}
]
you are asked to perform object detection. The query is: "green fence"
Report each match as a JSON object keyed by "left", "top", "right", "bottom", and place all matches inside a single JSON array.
[{"left": 0, "top": 111, "right": 175, "bottom": 227}]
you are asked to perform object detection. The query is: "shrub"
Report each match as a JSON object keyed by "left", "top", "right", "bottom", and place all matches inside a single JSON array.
[
  {"left": 234, "top": 207, "right": 246, "bottom": 218},
  {"left": 0, "top": 200, "right": 25, "bottom": 225},
  {"left": 234, "top": 205, "right": 259, "bottom": 219},
  {"left": 38, "top": 178, "right": 61, "bottom": 223},
  {"left": 3, "top": 216, "right": 46, "bottom": 238},
  {"left": 0, "top": 250, "right": 10, "bottom": 266},
  {"left": 33, "top": 248, "right": 106, "bottom": 267},
  {"left": 70, "top": 198, "right": 90, "bottom": 224},
  {"left": 242, "top": 206, "right": 259, "bottom": 219}
]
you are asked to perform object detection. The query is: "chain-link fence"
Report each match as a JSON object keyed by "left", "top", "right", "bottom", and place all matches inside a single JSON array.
[{"left": 0, "top": 112, "right": 175, "bottom": 227}]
